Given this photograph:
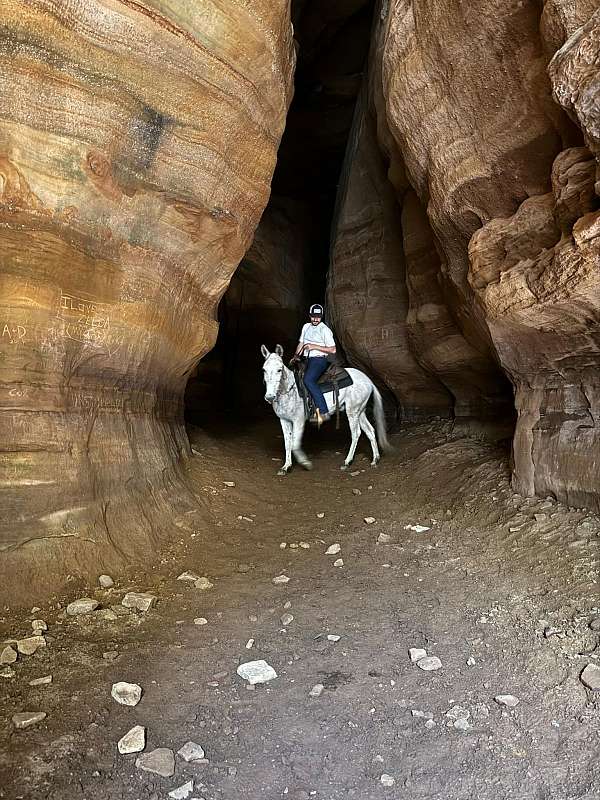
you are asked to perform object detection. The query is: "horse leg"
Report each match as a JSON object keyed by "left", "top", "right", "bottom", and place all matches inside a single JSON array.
[
  {"left": 278, "top": 418, "right": 293, "bottom": 476},
  {"left": 359, "top": 410, "right": 380, "bottom": 466},
  {"left": 292, "top": 417, "right": 312, "bottom": 470},
  {"left": 341, "top": 411, "right": 362, "bottom": 470}
]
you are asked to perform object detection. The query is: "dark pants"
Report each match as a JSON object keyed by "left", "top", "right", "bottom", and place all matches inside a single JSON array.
[{"left": 303, "top": 357, "right": 329, "bottom": 414}]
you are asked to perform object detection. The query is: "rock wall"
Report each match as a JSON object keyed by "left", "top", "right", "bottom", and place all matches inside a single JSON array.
[
  {"left": 0, "top": 0, "right": 294, "bottom": 601},
  {"left": 329, "top": 0, "right": 600, "bottom": 506}
]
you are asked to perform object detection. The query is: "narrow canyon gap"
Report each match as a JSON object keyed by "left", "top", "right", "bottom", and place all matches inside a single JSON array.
[{"left": 3, "top": 0, "right": 600, "bottom": 604}]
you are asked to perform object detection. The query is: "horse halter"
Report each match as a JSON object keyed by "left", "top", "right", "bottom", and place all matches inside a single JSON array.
[{"left": 271, "top": 359, "right": 294, "bottom": 403}]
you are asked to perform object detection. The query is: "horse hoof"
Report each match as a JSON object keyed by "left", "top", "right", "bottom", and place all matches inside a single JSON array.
[
  {"left": 371, "top": 458, "right": 380, "bottom": 467},
  {"left": 302, "top": 461, "right": 313, "bottom": 471},
  {"left": 340, "top": 464, "right": 349, "bottom": 471},
  {"left": 277, "top": 468, "right": 289, "bottom": 477}
]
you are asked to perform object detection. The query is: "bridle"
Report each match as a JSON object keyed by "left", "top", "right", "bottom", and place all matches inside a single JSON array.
[{"left": 268, "top": 358, "right": 295, "bottom": 403}]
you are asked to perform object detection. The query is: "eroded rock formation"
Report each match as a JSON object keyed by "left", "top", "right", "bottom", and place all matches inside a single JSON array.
[
  {"left": 0, "top": 0, "right": 294, "bottom": 600},
  {"left": 328, "top": 0, "right": 600, "bottom": 507}
]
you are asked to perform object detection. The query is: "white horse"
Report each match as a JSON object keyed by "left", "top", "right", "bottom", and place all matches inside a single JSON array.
[{"left": 261, "top": 344, "right": 391, "bottom": 475}]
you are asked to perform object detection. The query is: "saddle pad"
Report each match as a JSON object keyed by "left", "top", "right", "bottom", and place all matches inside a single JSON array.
[{"left": 320, "top": 373, "right": 353, "bottom": 394}]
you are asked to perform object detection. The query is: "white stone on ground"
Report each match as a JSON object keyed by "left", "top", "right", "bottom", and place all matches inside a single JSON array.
[
  {"left": 12, "top": 712, "right": 46, "bottom": 729},
  {"left": 177, "top": 571, "right": 200, "bottom": 582},
  {"left": 99, "top": 574, "right": 114, "bottom": 588},
  {"left": 364, "top": 517, "right": 376, "bottom": 524},
  {"left": 445, "top": 705, "right": 470, "bottom": 721},
  {"left": 409, "top": 647, "right": 427, "bottom": 662},
  {"left": 31, "top": 620, "right": 48, "bottom": 632},
  {"left": 333, "top": 558, "right": 344, "bottom": 567},
  {"left": 272, "top": 575, "right": 289, "bottom": 585},
  {"left": 309, "top": 683, "right": 324, "bottom": 697},
  {"left": 580, "top": 664, "right": 600, "bottom": 691},
  {"left": 237, "top": 660, "right": 277, "bottom": 685},
  {"left": 494, "top": 694, "right": 520, "bottom": 708},
  {"left": 194, "top": 577, "right": 214, "bottom": 590},
  {"left": 168, "top": 780, "right": 195, "bottom": 800},
  {"left": 121, "top": 592, "right": 156, "bottom": 612},
  {"left": 1, "top": 645, "right": 17, "bottom": 665},
  {"left": 404, "top": 524, "right": 431, "bottom": 533},
  {"left": 177, "top": 740, "right": 205, "bottom": 762},
  {"left": 223, "top": 481, "right": 236, "bottom": 487},
  {"left": 453, "top": 718, "right": 470, "bottom": 731},
  {"left": 246, "top": 639, "right": 254, "bottom": 649},
  {"left": 17, "top": 636, "right": 46, "bottom": 656},
  {"left": 317, "top": 512, "right": 325, "bottom": 518},
  {"left": 118, "top": 725, "right": 146, "bottom": 754},
  {"left": 325, "top": 543, "right": 341, "bottom": 555},
  {"left": 280, "top": 614, "right": 294, "bottom": 626},
  {"left": 327, "top": 635, "right": 341, "bottom": 642},
  {"left": 194, "top": 618, "right": 208, "bottom": 626},
  {"left": 135, "top": 748, "right": 175, "bottom": 777},
  {"left": 29, "top": 675, "right": 52, "bottom": 686},
  {"left": 377, "top": 533, "right": 391, "bottom": 543},
  {"left": 416, "top": 656, "right": 442, "bottom": 671},
  {"left": 66, "top": 598, "right": 99, "bottom": 616},
  {"left": 111, "top": 681, "right": 142, "bottom": 706},
  {"left": 299, "top": 541, "right": 310, "bottom": 549},
  {"left": 380, "top": 774, "right": 395, "bottom": 787},
  {"left": 424, "top": 719, "right": 436, "bottom": 729},
  {"left": 466, "top": 657, "right": 476, "bottom": 666}
]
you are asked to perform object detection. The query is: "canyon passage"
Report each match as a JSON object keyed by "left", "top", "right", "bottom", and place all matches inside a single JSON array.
[{"left": 1, "top": 1, "right": 600, "bottom": 798}]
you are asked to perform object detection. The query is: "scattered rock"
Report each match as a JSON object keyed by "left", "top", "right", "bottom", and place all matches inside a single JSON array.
[
  {"left": 177, "top": 571, "right": 200, "bottom": 582},
  {"left": 404, "top": 524, "right": 431, "bottom": 533},
  {"left": 494, "top": 694, "right": 520, "bottom": 708},
  {"left": 364, "top": 517, "right": 376, "bottom": 525},
  {"left": 236, "top": 660, "right": 277, "bottom": 685},
  {"left": 317, "top": 512, "right": 325, "bottom": 518},
  {"left": 31, "top": 620, "right": 48, "bottom": 632},
  {"left": 168, "top": 781, "right": 195, "bottom": 800},
  {"left": 29, "top": 675, "right": 52, "bottom": 687},
  {"left": 411, "top": 709, "right": 433, "bottom": 719},
  {"left": 66, "top": 598, "right": 99, "bottom": 616},
  {"left": 544, "top": 626, "right": 563, "bottom": 638},
  {"left": 111, "top": 681, "right": 142, "bottom": 706},
  {"left": 333, "top": 558, "right": 344, "bottom": 567},
  {"left": 453, "top": 718, "right": 470, "bottom": 731},
  {"left": 0, "top": 645, "right": 17, "bottom": 665},
  {"left": 121, "top": 592, "right": 156, "bottom": 612},
  {"left": 12, "top": 712, "right": 47, "bottom": 730},
  {"left": 466, "top": 657, "right": 476, "bottom": 666},
  {"left": 223, "top": 481, "right": 236, "bottom": 487},
  {"left": 272, "top": 575, "right": 290, "bottom": 585},
  {"left": 409, "top": 647, "right": 427, "bottom": 662},
  {"left": 299, "top": 541, "right": 310, "bottom": 549},
  {"left": 352, "top": 488, "right": 361, "bottom": 496},
  {"left": 417, "top": 656, "right": 442, "bottom": 671},
  {"left": 424, "top": 719, "right": 436, "bottom": 729},
  {"left": 283, "top": 601, "right": 292, "bottom": 609},
  {"left": 380, "top": 774, "right": 395, "bottom": 787},
  {"left": 589, "top": 618, "right": 600, "bottom": 632},
  {"left": 377, "top": 533, "right": 391, "bottom": 544},
  {"left": 17, "top": 636, "right": 46, "bottom": 656},
  {"left": 327, "top": 635, "right": 341, "bottom": 642},
  {"left": 118, "top": 725, "right": 146, "bottom": 754},
  {"left": 194, "top": 577, "right": 214, "bottom": 590},
  {"left": 325, "top": 543, "right": 341, "bottom": 555},
  {"left": 136, "top": 748, "right": 175, "bottom": 777},
  {"left": 309, "top": 683, "right": 324, "bottom": 697},
  {"left": 103, "top": 650, "right": 119, "bottom": 661},
  {"left": 445, "top": 705, "right": 470, "bottom": 721},
  {"left": 280, "top": 543, "right": 287, "bottom": 549},
  {"left": 99, "top": 574, "right": 114, "bottom": 588},
  {"left": 177, "top": 740, "right": 205, "bottom": 762},
  {"left": 246, "top": 638, "right": 255, "bottom": 649},
  {"left": 194, "top": 618, "right": 208, "bottom": 626},
  {"left": 281, "top": 614, "right": 294, "bottom": 626},
  {"left": 580, "top": 663, "right": 600, "bottom": 691},
  {"left": 0, "top": 667, "right": 15, "bottom": 679}
]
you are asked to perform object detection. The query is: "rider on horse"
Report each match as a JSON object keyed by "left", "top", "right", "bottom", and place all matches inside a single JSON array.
[{"left": 293, "top": 304, "right": 336, "bottom": 424}]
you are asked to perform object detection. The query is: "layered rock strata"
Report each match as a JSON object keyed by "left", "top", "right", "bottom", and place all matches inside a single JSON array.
[{"left": 0, "top": 0, "right": 294, "bottom": 600}]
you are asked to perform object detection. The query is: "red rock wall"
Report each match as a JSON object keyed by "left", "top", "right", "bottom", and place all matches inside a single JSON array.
[{"left": 0, "top": 0, "right": 294, "bottom": 601}]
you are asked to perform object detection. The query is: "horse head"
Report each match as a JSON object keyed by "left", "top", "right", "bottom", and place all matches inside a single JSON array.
[{"left": 261, "top": 344, "right": 285, "bottom": 404}]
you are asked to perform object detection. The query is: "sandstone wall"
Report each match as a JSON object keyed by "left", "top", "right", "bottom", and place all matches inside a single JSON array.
[{"left": 0, "top": 0, "right": 294, "bottom": 601}]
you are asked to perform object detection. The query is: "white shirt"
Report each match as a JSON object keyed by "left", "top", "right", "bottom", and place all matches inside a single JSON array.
[{"left": 300, "top": 321, "right": 335, "bottom": 359}]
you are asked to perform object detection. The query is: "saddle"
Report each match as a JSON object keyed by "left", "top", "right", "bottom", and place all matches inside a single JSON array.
[{"left": 291, "top": 357, "right": 353, "bottom": 426}]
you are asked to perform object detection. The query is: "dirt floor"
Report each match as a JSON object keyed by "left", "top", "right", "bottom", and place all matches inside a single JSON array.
[{"left": 1, "top": 417, "right": 600, "bottom": 800}]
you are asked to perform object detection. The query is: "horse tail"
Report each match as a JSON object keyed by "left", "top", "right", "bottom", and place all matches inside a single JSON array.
[{"left": 372, "top": 384, "right": 392, "bottom": 452}]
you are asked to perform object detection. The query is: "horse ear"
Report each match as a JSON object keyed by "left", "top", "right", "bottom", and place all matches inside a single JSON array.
[
  {"left": 275, "top": 344, "right": 284, "bottom": 357},
  {"left": 260, "top": 344, "right": 270, "bottom": 360}
]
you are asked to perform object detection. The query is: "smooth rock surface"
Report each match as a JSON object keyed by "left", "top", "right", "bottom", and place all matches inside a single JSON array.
[
  {"left": 236, "top": 660, "right": 278, "bottom": 685},
  {"left": 12, "top": 712, "right": 46, "bottom": 729},
  {"left": 66, "top": 598, "right": 99, "bottom": 616},
  {"left": 177, "top": 741, "right": 205, "bottom": 762},
  {"left": 0, "top": 645, "right": 17, "bottom": 665},
  {"left": 121, "top": 592, "right": 156, "bottom": 613},
  {"left": 118, "top": 725, "right": 146, "bottom": 754},
  {"left": 580, "top": 664, "right": 600, "bottom": 691},
  {"left": 16, "top": 636, "right": 46, "bottom": 656}
]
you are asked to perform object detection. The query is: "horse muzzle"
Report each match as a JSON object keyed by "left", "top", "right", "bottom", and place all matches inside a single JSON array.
[{"left": 264, "top": 394, "right": 274, "bottom": 404}]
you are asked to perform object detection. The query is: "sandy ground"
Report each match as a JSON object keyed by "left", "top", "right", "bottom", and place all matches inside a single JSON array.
[{"left": 1, "top": 417, "right": 600, "bottom": 800}]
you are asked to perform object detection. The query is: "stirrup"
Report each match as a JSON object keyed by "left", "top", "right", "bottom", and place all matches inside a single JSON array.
[{"left": 310, "top": 409, "right": 330, "bottom": 427}]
